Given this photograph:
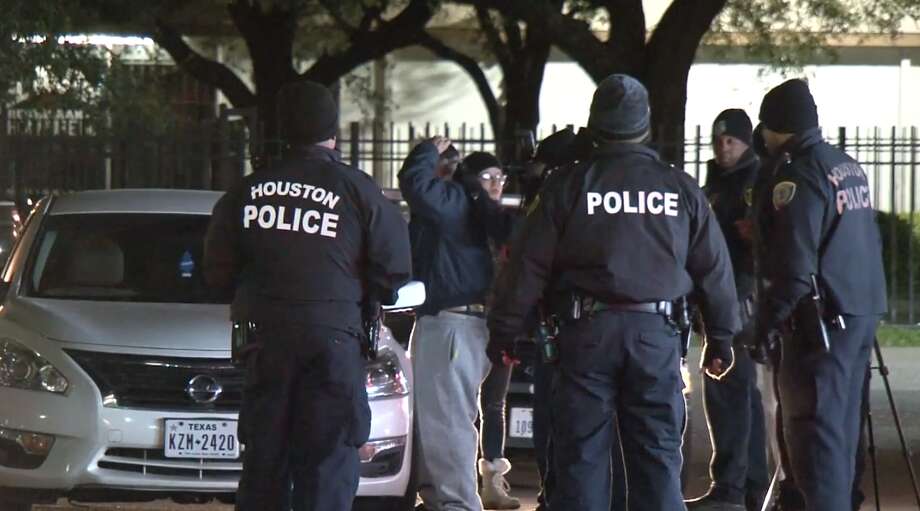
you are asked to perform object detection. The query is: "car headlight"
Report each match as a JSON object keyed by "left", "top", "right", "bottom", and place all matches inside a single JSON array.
[
  {"left": 365, "top": 349, "right": 407, "bottom": 400},
  {"left": 0, "top": 339, "right": 69, "bottom": 394}
]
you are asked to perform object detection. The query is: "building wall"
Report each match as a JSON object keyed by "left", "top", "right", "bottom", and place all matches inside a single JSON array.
[{"left": 338, "top": 55, "right": 920, "bottom": 137}]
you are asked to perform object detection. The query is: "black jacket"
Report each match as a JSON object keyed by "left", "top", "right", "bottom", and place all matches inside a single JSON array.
[
  {"left": 704, "top": 150, "right": 759, "bottom": 298},
  {"left": 398, "top": 142, "right": 513, "bottom": 316},
  {"left": 204, "top": 145, "right": 412, "bottom": 330},
  {"left": 489, "top": 143, "right": 741, "bottom": 348},
  {"left": 759, "top": 128, "right": 887, "bottom": 331}
]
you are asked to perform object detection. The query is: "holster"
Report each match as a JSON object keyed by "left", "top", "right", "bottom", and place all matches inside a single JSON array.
[
  {"left": 362, "top": 302, "right": 383, "bottom": 361},
  {"left": 231, "top": 321, "right": 260, "bottom": 366},
  {"left": 789, "top": 275, "right": 832, "bottom": 354}
]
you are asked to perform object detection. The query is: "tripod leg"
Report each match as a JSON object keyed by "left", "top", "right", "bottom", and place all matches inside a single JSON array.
[
  {"left": 761, "top": 465, "right": 782, "bottom": 511},
  {"left": 874, "top": 338, "right": 920, "bottom": 509},
  {"left": 864, "top": 388, "right": 881, "bottom": 511}
]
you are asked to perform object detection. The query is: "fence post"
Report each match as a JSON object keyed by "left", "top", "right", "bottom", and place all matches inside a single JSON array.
[
  {"left": 912, "top": 126, "right": 918, "bottom": 324},
  {"left": 890, "top": 126, "right": 898, "bottom": 323},
  {"left": 694, "top": 125, "right": 702, "bottom": 183},
  {"left": 480, "top": 123, "right": 486, "bottom": 151},
  {"left": 838, "top": 127, "right": 846, "bottom": 152},
  {"left": 350, "top": 122, "right": 360, "bottom": 167},
  {"left": 461, "top": 122, "right": 467, "bottom": 152},
  {"left": 904, "top": 127, "right": 917, "bottom": 325}
]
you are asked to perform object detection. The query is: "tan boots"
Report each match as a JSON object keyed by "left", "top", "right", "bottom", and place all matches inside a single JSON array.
[{"left": 478, "top": 458, "right": 521, "bottom": 510}]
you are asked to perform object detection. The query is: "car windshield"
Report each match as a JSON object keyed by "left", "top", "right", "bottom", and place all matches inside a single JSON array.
[{"left": 26, "top": 213, "right": 231, "bottom": 304}]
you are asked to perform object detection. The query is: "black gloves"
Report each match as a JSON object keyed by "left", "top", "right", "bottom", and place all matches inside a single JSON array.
[{"left": 701, "top": 338, "right": 734, "bottom": 378}]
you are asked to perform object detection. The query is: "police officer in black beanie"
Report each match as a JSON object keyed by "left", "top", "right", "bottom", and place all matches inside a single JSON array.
[
  {"left": 488, "top": 74, "right": 740, "bottom": 511},
  {"left": 754, "top": 79, "right": 887, "bottom": 511},
  {"left": 687, "top": 109, "right": 770, "bottom": 511},
  {"left": 204, "top": 80, "right": 412, "bottom": 511}
]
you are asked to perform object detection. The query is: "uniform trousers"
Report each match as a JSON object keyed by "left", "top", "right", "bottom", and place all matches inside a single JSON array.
[
  {"left": 778, "top": 315, "right": 878, "bottom": 511},
  {"left": 533, "top": 359, "right": 627, "bottom": 511},
  {"left": 236, "top": 321, "right": 370, "bottom": 511},
  {"left": 550, "top": 311, "right": 685, "bottom": 511},
  {"left": 700, "top": 338, "right": 770, "bottom": 504}
]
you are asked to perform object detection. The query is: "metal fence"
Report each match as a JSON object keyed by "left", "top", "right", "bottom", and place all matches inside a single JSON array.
[{"left": 2, "top": 116, "right": 920, "bottom": 323}]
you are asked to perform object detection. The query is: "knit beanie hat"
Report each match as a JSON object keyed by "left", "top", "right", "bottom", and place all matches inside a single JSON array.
[
  {"left": 277, "top": 81, "right": 339, "bottom": 145},
  {"left": 587, "top": 74, "right": 651, "bottom": 141},
  {"left": 759, "top": 79, "right": 819, "bottom": 134}
]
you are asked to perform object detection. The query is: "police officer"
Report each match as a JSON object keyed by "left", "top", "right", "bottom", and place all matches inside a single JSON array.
[
  {"left": 204, "top": 81, "right": 412, "bottom": 511},
  {"left": 488, "top": 74, "right": 741, "bottom": 511},
  {"left": 687, "top": 109, "right": 770, "bottom": 511},
  {"left": 754, "top": 79, "right": 887, "bottom": 511}
]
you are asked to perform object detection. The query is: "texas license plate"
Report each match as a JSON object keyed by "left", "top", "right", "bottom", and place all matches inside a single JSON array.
[
  {"left": 164, "top": 419, "right": 239, "bottom": 459},
  {"left": 509, "top": 407, "right": 533, "bottom": 439}
]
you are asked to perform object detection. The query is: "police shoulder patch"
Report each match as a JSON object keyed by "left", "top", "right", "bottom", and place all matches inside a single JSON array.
[
  {"left": 743, "top": 187, "right": 753, "bottom": 207},
  {"left": 772, "top": 181, "right": 797, "bottom": 209}
]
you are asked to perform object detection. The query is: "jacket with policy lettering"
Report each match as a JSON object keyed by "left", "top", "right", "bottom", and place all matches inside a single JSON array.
[
  {"left": 759, "top": 128, "right": 887, "bottom": 331},
  {"left": 204, "top": 145, "right": 412, "bottom": 330},
  {"left": 489, "top": 142, "right": 740, "bottom": 348}
]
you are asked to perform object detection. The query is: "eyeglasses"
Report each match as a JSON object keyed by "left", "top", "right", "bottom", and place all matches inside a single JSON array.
[{"left": 478, "top": 172, "right": 508, "bottom": 186}]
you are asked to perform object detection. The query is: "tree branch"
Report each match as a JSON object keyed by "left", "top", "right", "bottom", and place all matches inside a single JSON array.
[
  {"left": 646, "top": 0, "right": 726, "bottom": 78},
  {"left": 152, "top": 19, "right": 255, "bottom": 107},
  {"left": 417, "top": 31, "right": 501, "bottom": 136},
  {"left": 476, "top": 7, "right": 513, "bottom": 72},
  {"left": 463, "top": 0, "right": 615, "bottom": 81},
  {"left": 502, "top": 16, "right": 523, "bottom": 53},
  {"left": 302, "top": 0, "right": 435, "bottom": 84},
  {"left": 606, "top": 0, "right": 645, "bottom": 55},
  {"left": 357, "top": 5, "right": 383, "bottom": 34},
  {"left": 318, "top": 0, "right": 358, "bottom": 34}
]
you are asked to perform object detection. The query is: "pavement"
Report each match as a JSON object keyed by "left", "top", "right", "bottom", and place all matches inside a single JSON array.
[{"left": 26, "top": 347, "right": 920, "bottom": 510}]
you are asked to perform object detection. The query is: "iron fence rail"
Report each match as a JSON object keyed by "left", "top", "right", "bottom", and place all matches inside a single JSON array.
[{"left": 2, "top": 119, "right": 919, "bottom": 323}]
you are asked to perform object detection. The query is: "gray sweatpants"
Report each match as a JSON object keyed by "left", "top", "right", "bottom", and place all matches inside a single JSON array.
[{"left": 411, "top": 311, "right": 492, "bottom": 511}]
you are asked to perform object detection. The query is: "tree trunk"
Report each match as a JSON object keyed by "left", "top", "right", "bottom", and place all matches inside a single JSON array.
[
  {"left": 646, "top": 73, "right": 689, "bottom": 165},
  {"left": 498, "top": 58, "right": 546, "bottom": 161}
]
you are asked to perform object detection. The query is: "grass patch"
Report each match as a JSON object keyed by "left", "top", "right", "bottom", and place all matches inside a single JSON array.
[{"left": 878, "top": 324, "right": 920, "bottom": 347}]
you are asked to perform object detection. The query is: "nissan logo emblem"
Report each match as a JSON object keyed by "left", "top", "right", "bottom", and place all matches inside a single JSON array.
[{"left": 186, "top": 375, "right": 223, "bottom": 404}]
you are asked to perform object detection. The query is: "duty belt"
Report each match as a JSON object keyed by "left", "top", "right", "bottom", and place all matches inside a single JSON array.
[{"left": 592, "top": 300, "right": 673, "bottom": 316}]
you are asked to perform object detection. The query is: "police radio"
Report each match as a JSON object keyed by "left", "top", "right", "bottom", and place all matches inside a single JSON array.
[{"left": 795, "top": 274, "right": 831, "bottom": 354}]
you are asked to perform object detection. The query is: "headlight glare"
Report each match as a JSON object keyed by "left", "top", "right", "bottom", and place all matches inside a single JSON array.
[
  {"left": 0, "top": 339, "right": 69, "bottom": 394},
  {"left": 365, "top": 349, "right": 407, "bottom": 400}
]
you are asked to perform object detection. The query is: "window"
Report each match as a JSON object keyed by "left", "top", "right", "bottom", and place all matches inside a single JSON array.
[{"left": 27, "top": 214, "right": 230, "bottom": 304}]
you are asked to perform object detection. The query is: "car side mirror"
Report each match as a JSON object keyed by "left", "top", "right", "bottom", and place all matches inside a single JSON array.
[{"left": 383, "top": 281, "right": 426, "bottom": 313}]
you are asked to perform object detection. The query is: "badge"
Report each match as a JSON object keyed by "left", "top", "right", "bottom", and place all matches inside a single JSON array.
[
  {"left": 772, "top": 181, "right": 796, "bottom": 209},
  {"left": 743, "top": 187, "right": 753, "bottom": 207},
  {"left": 714, "top": 120, "right": 727, "bottom": 137}
]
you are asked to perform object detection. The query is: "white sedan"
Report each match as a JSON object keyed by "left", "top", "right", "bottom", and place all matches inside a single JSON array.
[{"left": 0, "top": 189, "right": 419, "bottom": 511}]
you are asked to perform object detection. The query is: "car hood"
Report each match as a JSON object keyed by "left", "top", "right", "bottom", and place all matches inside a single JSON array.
[{"left": 6, "top": 298, "right": 231, "bottom": 352}]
